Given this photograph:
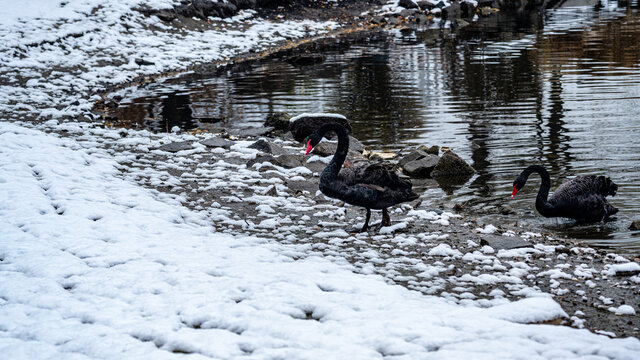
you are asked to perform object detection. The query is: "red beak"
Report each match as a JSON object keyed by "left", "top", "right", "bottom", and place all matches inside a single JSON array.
[
  {"left": 304, "top": 140, "right": 313, "bottom": 156},
  {"left": 511, "top": 185, "right": 518, "bottom": 198}
]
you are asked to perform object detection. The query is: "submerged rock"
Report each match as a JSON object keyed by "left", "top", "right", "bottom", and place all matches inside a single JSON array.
[
  {"left": 630, "top": 220, "right": 640, "bottom": 231},
  {"left": 430, "top": 151, "right": 475, "bottom": 178},
  {"left": 157, "top": 141, "right": 192, "bottom": 152}
]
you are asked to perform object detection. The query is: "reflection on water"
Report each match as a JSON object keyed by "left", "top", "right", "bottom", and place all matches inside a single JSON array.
[{"left": 112, "top": 1, "right": 640, "bottom": 254}]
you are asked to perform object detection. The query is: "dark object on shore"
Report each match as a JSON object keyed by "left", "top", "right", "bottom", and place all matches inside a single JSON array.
[
  {"left": 289, "top": 113, "right": 352, "bottom": 143},
  {"left": 135, "top": 58, "right": 155, "bottom": 66},
  {"left": 303, "top": 123, "right": 418, "bottom": 232},
  {"left": 512, "top": 165, "right": 618, "bottom": 222},
  {"left": 264, "top": 112, "right": 290, "bottom": 130},
  {"left": 480, "top": 235, "right": 533, "bottom": 251},
  {"left": 630, "top": 220, "right": 640, "bottom": 231},
  {"left": 430, "top": 150, "right": 475, "bottom": 178}
]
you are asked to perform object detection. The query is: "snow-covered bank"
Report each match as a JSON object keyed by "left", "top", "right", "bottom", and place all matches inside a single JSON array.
[
  {"left": 0, "top": 0, "right": 338, "bottom": 120},
  {"left": 2, "top": 122, "right": 640, "bottom": 359}
]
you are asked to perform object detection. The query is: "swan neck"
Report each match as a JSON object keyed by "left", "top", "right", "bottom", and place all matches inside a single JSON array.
[
  {"left": 322, "top": 124, "right": 349, "bottom": 178},
  {"left": 523, "top": 165, "right": 555, "bottom": 216}
]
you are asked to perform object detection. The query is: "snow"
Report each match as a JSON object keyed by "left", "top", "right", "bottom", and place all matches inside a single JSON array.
[
  {"left": 603, "top": 262, "right": 640, "bottom": 276},
  {"left": 2, "top": 1, "right": 640, "bottom": 358},
  {"left": 2, "top": 123, "right": 640, "bottom": 359},
  {"left": 608, "top": 305, "right": 636, "bottom": 316}
]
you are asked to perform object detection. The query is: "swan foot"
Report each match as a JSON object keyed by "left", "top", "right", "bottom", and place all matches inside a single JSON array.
[
  {"left": 371, "top": 209, "right": 392, "bottom": 233},
  {"left": 347, "top": 208, "right": 371, "bottom": 233}
]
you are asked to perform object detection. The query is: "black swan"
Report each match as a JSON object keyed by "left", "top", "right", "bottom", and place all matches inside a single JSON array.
[
  {"left": 304, "top": 123, "right": 419, "bottom": 232},
  {"left": 512, "top": 165, "right": 618, "bottom": 222}
]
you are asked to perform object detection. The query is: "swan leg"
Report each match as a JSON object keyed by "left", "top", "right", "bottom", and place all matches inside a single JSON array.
[
  {"left": 372, "top": 209, "right": 391, "bottom": 232},
  {"left": 348, "top": 208, "right": 371, "bottom": 233}
]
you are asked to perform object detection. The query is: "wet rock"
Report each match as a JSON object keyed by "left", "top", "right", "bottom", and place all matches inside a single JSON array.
[
  {"left": 228, "top": 127, "right": 274, "bottom": 138},
  {"left": 135, "top": 58, "right": 155, "bottom": 66},
  {"left": 311, "top": 136, "right": 364, "bottom": 157},
  {"left": 430, "top": 151, "right": 475, "bottom": 178},
  {"left": 403, "top": 154, "right": 439, "bottom": 178},
  {"left": 201, "top": 137, "right": 233, "bottom": 149},
  {"left": 399, "top": 0, "right": 420, "bottom": 9},
  {"left": 157, "top": 141, "right": 192, "bottom": 153},
  {"left": 398, "top": 150, "right": 430, "bottom": 168},
  {"left": 264, "top": 112, "right": 290, "bottom": 131},
  {"left": 480, "top": 235, "right": 533, "bottom": 250},
  {"left": 248, "top": 139, "right": 287, "bottom": 156},
  {"left": 630, "top": 220, "right": 640, "bottom": 231},
  {"left": 418, "top": 144, "right": 439, "bottom": 155},
  {"left": 289, "top": 113, "right": 352, "bottom": 143}
]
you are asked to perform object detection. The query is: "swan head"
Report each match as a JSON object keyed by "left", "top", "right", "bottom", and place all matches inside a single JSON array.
[
  {"left": 512, "top": 177, "right": 526, "bottom": 198},
  {"left": 304, "top": 132, "right": 323, "bottom": 156}
]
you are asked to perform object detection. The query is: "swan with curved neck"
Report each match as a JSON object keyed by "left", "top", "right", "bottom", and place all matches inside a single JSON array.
[
  {"left": 512, "top": 165, "right": 618, "bottom": 222},
  {"left": 305, "top": 123, "right": 418, "bottom": 232}
]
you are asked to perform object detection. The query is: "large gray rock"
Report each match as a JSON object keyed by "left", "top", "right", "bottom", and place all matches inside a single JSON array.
[
  {"left": 201, "top": 137, "right": 233, "bottom": 149},
  {"left": 157, "top": 141, "right": 192, "bottom": 153},
  {"left": 430, "top": 151, "right": 475, "bottom": 178},
  {"left": 248, "top": 139, "right": 288, "bottom": 156},
  {"left": 311, "top": 136, "right": 365, "bottom": 157},
  {"left": 398, "top": 150, "right": 430, "bottom": 168},
  {"left": 402, "top": 154, "right": 439, "bottom": 178},
  {"left": 480, "top": 236, "right": 533, "bottom": 250}
]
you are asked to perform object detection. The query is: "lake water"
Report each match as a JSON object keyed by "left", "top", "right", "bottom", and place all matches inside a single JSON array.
[{"left": 111, "top": 1, "right": 640, "bottom": 254}]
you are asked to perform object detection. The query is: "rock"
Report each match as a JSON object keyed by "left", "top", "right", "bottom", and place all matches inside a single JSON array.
[
  {"left": 157, "top": 141, "right": 192, "bottom": 153},
  {"left": 369, "top": 152, "right": 397, "bottom": 161},
  {"left": 416, "top": 14, "right": 429, "bottom": 24},
  {"left": 399, "top": 0, "right": 419, "bottom": 9},
  {"left": 248, "top": 139, "right": 287, "bottom": 156},
  {"left": 247, "top": 154, "right": 276, "bottom": 169},
  {"left": 403, "top": 154, "right": 439, "bottom": 178},
  {"left": 455, "top": 19, "right": 470, "bottom": 28},
  {"left": 460, "top": 1, "right": 477, "bottom": 18},
  {"left": 400, "top": 9, "right": 418, "bottom": 18},
  {"left": 264, "top": 185, "right": 278, "bottom": 196},
  {"left": 311, "top": 136, "right": 364, "bottom": 157},
  {"left": 200, "top": 137, "right": 233, "bottom": 149},
  {"left": 430, "top": 151, "right": 475, "bottom": 178},
  {"left": 228, "top": 126, "right": 274, "bottom": 138},
  {"left": 285, "top": 179, "right": 318, "bottom": 195},
  {"left": 398, "top": 150, "right": 430, "bottom": 168},
  {"left": 289, "top": 113, "right": 352, "bottom": 143},
  {"left": 304, "top": 159, "right": 329, "bottom": 174},
  {"left": 417, "top": 144, "right": 439, "bottom": 155},
  {"left": 135, "top": 58, "right": 155, "bottom": 66},
  {"left": 274, "top": 154, "right": 306, "bottom": 169},
  {"left": 387, "top": 17, "right": 401, "bottom": 25},
  {"left": 630, "top": 220, "right": 640, "bottom": 231},
  {"left": 371, "top": 16, "right": 386, "bottom": 25},
  {"left": 264, "top": 112, "right": 290, "bottom": 130},
  {"left": 480, "top": 236, "right": 533, "bottom": 251}
]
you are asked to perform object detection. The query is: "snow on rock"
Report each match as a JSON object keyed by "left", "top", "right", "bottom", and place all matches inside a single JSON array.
[
  {"left": 428, "top": 243, "right": 463, "bottom": 257},
  {"left": 3, "top": 122, "right": 640, "bottom": 358},
  {"left": 608, "top": 305, "right": 636, "bottom": 316},
  {"left": 603, "top": 262, "right": 640, "bottom": 276}
]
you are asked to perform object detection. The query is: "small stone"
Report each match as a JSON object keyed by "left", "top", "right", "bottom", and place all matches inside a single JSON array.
[
  {"left": 416, "top": 14, "right": 429, "bottom": 24},
  {"left": 387, "top": 17, "right": 401, "bottom": 25},
  {"left": 480, "top": 236, "right": 533, "bottom": 250},
  {"left": 285, "top": 180, "right": 318, "bottom": 195},
  {"left": 135, "top": 58, "right": 155, "bottom": 66},
  {"left": 630, "top": 220, "right": 640, "bottom": 230},
  {"left": 201, "top": 137, "right": 233, "bottom": 149},
  {"left": 430, "top": 151, "right": 475, "bottom": 178},
  {"left": 265, "top": 185, "right": 278, "bottom": 196},
  {"left": 158, "top": 141, "right": 192, "bottom": 153},
  {"left": 228, "top": 127, "right": 274, "bottom": 138}
]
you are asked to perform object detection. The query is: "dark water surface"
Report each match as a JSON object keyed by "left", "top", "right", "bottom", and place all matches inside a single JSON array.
[{"left": 113, "top": 2, "right": 640, "bottom": 254}]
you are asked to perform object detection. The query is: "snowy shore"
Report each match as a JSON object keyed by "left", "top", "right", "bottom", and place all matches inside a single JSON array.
[{"left": 1, "top": 0, "right": 640, "bottom": 358}]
